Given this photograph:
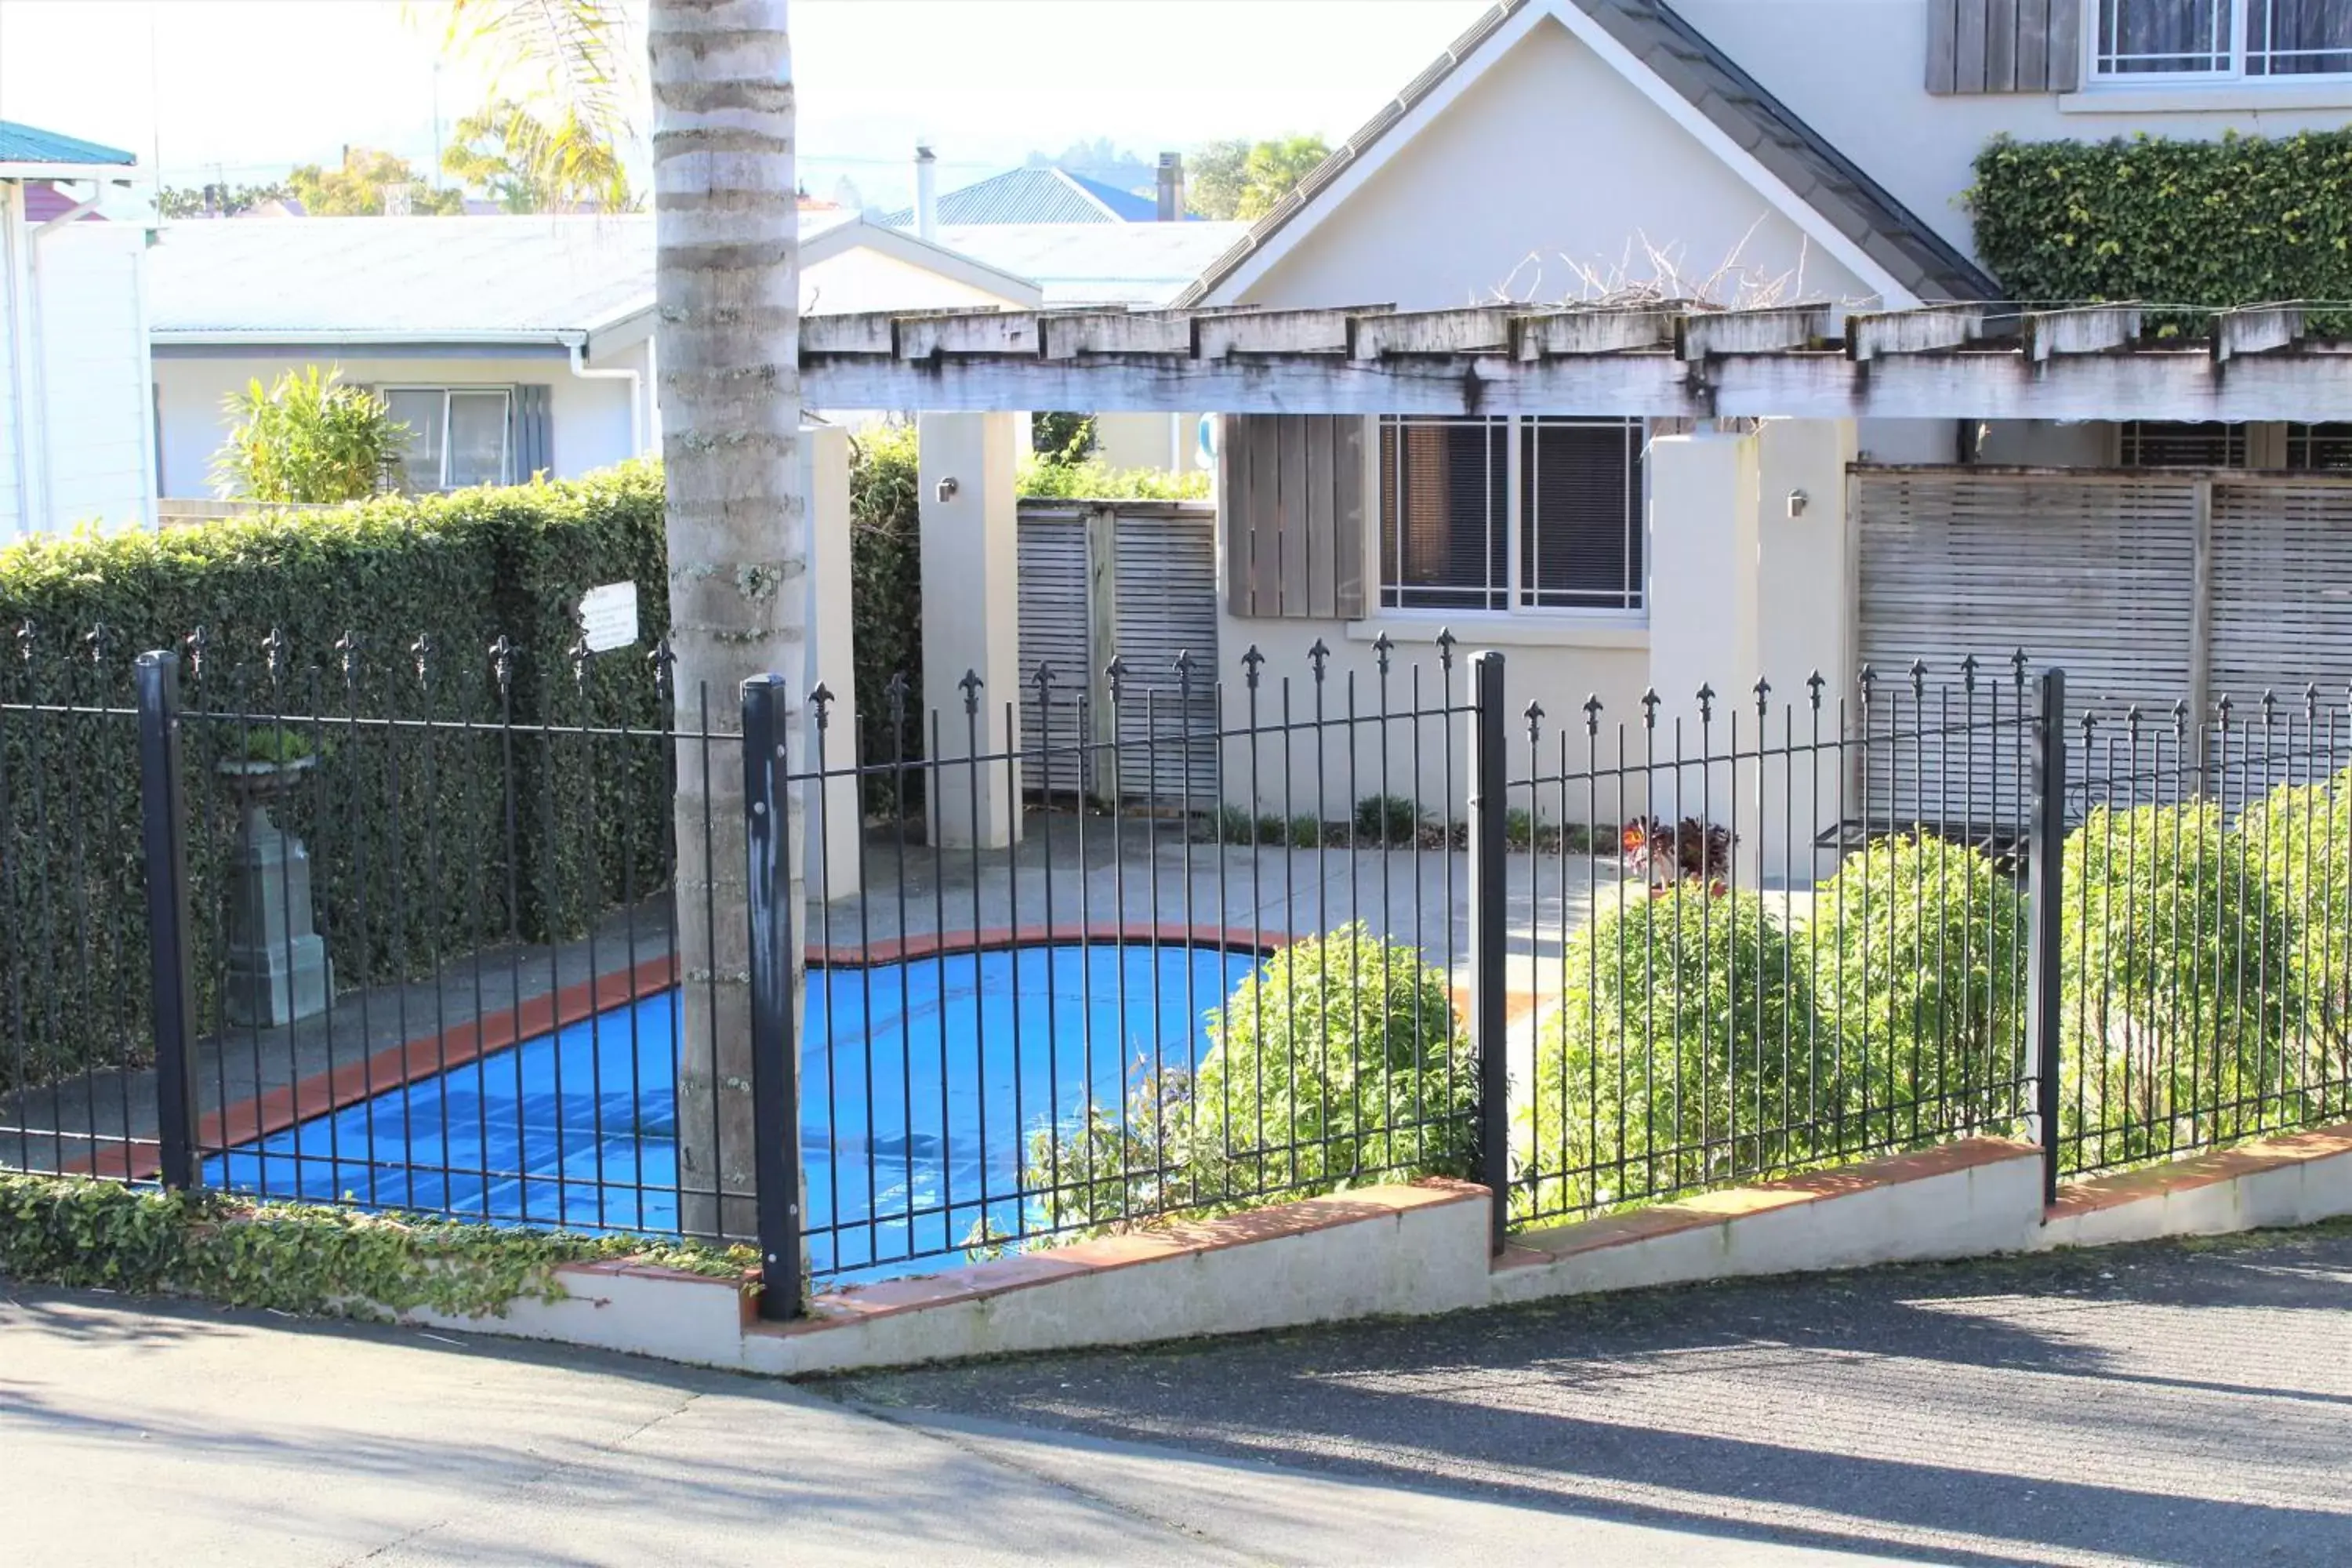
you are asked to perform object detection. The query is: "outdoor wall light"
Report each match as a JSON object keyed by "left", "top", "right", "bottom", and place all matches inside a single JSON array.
[
  {"left": 1786, "top": 488, "right": 1809, "bottom": 518},
  {"left": 936, "top": 476, "right": 960, "bottom": 502}
]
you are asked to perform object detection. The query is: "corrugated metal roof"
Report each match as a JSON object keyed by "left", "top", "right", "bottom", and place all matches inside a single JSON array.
[
  {"left": 1176, "top": 0, "right": 1999, "bottom": 308},
  {"left": 880, "top": 166, "right": 1161, "bottom": 227},
  {"left": 0, "top": 118, "right": 136, "bottom": 167},
  {"left": 933, "top": 222, "right": 1250, "bottom": 307}
]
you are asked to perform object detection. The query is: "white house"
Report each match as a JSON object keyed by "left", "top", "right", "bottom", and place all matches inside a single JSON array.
[
  {"left": 785, "top": 0, "right": 2352, "bottom": 869},
  {"left": 145, "top": 212, "right": 1048, "bottom": 499},
  {"left": 0, "top": 120, "right": 155, "bottom": 538}
]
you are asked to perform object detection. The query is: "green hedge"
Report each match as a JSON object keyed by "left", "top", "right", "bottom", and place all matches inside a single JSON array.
[
  {"left": 1968, "top": 129, "right": 2352, "bottom": 333},
  {"left": 0, "top": 467, "right": 670, "bottom": 1095},
  {"left": 0, "top": 1172, "right": 752, "bottom": 1317}
]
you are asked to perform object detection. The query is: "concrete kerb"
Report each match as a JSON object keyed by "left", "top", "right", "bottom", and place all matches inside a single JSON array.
[{"left": 392, "top": 1120, "right": 2352, "bottom": 1378}]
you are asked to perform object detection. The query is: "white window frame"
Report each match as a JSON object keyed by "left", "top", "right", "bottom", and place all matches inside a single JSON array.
[
  {"left": 383, "top": 385, "right": 514, "bottom": 492},
  {"left": 1372, "top": 415, "right": 1649, "bottom": 626},
  {"left": 2087, "top": 0, "right": 2352, "bottom": 84}
]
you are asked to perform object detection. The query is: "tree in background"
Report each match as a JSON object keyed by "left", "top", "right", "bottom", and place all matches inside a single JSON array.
[
  {"left": 209, "top": 367, "right": 405, "bottom": 504},
  {"left": 158, "top": 182, "right": 293, "bottom": 219},
  {"left": 441, "top": 98, "right": 636, "bottom": 212},
  {"left": 1024, "top": 136, "right": 1152, "bottom": 194},
  {"left": 1186, "top": 136, "right": 1330, "bottom": 220},
  {"left": 438, "top": 0, "right": 635, "bottom": 212},
  {"left": 286, "top": 149, "right": 464, "bottom": 216}
]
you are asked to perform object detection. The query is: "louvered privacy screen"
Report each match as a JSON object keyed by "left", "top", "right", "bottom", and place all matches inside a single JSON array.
[
  {"left": 1927, "top": 0, "right": 2084, "bottom": 93},
  {"left": 1857, "top": 467, "right": 2352, "bottom": 822},
  {"left": 1221, "top": 415, "right": 1367, "bottom": 619},
  {"left": 1015, "top": 500, "right": 1221, "bottom": 802}
]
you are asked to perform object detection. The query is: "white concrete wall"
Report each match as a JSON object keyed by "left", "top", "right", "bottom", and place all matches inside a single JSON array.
[
  {"left": 804, "top": 247, "right": 1021, "bottom": 316},
  {"left": 1091, "top": 412, "right": 1203, "bottom": 474},
  {"left": 917, "top": 411, "right": 1025, "bottom": 847},
  {"left": 154, "top": 351, "right": 637, "bottom": 499},
  {"left": 1678, "top": 0, "right": 2352, "bottom": 263},
  {"left": 5, "top": 199, "right": 154, "bottom": 536},
  {"left": 800, "top": 423, "right": 862, "bottom": 898},
  {"left": 0, "top": 189, "right": 21, "bottom": 540},
  {"left": 1237, "top": 13, "right": 1878, "bottom": 313}
]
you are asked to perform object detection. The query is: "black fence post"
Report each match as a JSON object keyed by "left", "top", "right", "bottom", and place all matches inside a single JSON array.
[
  {"left": 136, "top": 650, "right": 201, "bottom": 1191},
  {"left": 2026, "top": 667, "right": 2067, "bottom": 1205},
  {"left": 741, "top": 674, "right": 804, "bottom": 1320},
  {"left": 1468, "top": 650, "right": 1509, "bottom": 1253}
]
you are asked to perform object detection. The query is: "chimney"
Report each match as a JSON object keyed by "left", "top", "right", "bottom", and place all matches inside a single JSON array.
[
  {"left": 1156, "top": 151, "right": 1184, "bottom": 222},
  {"left": 913, "top": 143, "right": 938, "bottom": 241}
]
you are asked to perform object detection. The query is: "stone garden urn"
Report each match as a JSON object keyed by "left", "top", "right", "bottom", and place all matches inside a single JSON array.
[{"left": 218, "top": 753, "right": 332, "bottom": 1028}]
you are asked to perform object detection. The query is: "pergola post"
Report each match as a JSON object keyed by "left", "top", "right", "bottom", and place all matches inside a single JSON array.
[
  {"left": 801, "top": 423, "right": 861, "bottom": 896},
  {"left": 917, "top": 411, "right": 1025, "bottom": 849}
]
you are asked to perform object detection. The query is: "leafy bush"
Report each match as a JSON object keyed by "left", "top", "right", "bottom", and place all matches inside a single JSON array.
[
  {"left": 0, "top": 1172, "right": 753, "bottom": 1316},
  {"left": 1353, "top": 793, "right": 1423, "bottom": 845},
  {"left": 1028, "top": 924, "right": 1474, "bottom": 1232},
  {"left": 210, "top": 365, "right": 405, "bottom": 503},
  {"left": 1968, "top": 130, "right": 2352, "bottom": 335},
  {"left": 2225, "top": 775, "right": 2352, "bottom": 1092},
  {"left": 848, "top": 423, "right": 924, "bottom": 804},
  {"left": 1523, "top": 888, "right": 1815, "bottom": 1217},
  {"left": 1014, "top": 455, "right": 1212, "bottom": 501},
  {"left": 1622, "top": 816, "right": 1733, "bottom": 889},
  {"left": 2060, "top": 802, "right": 2296, "bottom": 1163},
  {"left": 1809, "top": 836, "right": 2027, "bottom": 1147}
]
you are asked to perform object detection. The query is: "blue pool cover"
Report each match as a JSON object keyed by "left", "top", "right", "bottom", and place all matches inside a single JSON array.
[{"left": 204, "top": 942, "right": 1260, "bottom": 1280}]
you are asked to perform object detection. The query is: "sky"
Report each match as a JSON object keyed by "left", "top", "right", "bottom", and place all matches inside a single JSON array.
[{"left": 0, "top": 0, "right": 1489, "bottom": 210}]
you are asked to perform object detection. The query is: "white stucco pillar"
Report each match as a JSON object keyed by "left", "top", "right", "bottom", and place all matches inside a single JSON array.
[
  {"left": 1646, "top": 429, "right": 1762, "bottom": 883},
  {"left": 1753, "top": 419, "right": 1860, "bottom": 885},
  {"left": 917, "top": 411, "right": 1024, "bottom": 848},
  {"left": 800, "top": 423, "right": 861, "bottom": 897}
]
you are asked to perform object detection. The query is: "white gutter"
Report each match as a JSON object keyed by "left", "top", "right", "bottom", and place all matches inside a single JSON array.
[
  {"left": 154, "top": 328, "right": 575, "bottom": 348},
  {"left": 564, "top": 333, "right": 645, "bottom": 460}
]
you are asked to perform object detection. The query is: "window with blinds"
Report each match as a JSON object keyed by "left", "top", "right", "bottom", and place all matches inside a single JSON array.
[
  {"left": 2119, "top": 421, "right": 2249, "bottom": 468},
  {"left": 1521, "top": 419, "right": 1645, "bottom": 612},
  {"left": 1377, "top": 416, "right": 1643, "bottom": 616}
]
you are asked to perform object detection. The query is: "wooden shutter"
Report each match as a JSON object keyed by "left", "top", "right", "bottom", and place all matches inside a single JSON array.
[
  {"left": 511, "top": 384, "right": 554, "bottom": 481},
  {"left": 2208, "top": 479, "right": 2352, "bottom": 793},
  {"left": 1928, "top": 0, "right": 2082, "bottom": 93},
  {"left": 1221, "top": 415, "right": 1366, "bottom": 619}
]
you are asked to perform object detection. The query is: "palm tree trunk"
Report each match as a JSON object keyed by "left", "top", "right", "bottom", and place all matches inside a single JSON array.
[{"left": 651, "top": 0, "right": 801, "bottom": 1243}]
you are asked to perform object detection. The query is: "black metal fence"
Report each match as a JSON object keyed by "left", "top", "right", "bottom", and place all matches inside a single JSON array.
[{"left": 9, "top": 627, "right": 2352, "bottom": 1319}]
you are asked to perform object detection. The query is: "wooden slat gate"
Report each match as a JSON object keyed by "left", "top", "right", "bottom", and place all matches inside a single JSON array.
[{"left": 1016, "top": 499, "right": 1219, "bottom": 805}]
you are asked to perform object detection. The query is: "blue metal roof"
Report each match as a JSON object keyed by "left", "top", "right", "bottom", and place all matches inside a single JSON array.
[
  {"left": 0, "top": 118, "right": 136, "bottom": 167},
  {"left": 881, "top": 166, "right": 1162, "bottom": 227}
]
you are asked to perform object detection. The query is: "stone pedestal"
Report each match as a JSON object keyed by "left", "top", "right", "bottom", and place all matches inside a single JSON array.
[{"left": 220, "top": 760, "right": 332, "bottom": 1028}]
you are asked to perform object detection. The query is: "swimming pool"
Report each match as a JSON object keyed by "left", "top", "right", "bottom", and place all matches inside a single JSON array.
[{"left": 203, "top": 942, "right": 1261, "bottom": 1281}]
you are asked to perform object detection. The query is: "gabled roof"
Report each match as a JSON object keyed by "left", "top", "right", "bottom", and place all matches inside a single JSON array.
[
  {"left": 1175, "top": 0, "right": 1999, "bottom": 308},
  {"left": 146, "top": 212, "right": 1042, "bottom": 350},
  {"left": 0, "top": 118, "right": 136, "bottom": 168},
  {"left": 933, "top": 221, "right": 1249, "bottom": 307},
  {"left": 0, "top": 118, "right": 138, "bottom": 180},
  {"left": 880, "top": 166, "right": 1160, "bottom": 227}
]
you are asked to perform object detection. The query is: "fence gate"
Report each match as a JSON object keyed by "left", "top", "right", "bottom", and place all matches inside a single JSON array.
[{"left": 1016, "top": 499, "right": 1219, "bottom": 804}]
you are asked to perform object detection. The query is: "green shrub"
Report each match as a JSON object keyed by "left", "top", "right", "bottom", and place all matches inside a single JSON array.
[
  {"left": 1353, "top": 793, "right": 1422, "bottom": 845},
  {"left": 0, "top": 1172, "right": 753, "bottom": 1316},
  {"left": 0, "top": 467, "right": 670, "bottom": 1094},
  {"left": 848, "top": 423, "right": 923, "bottom": 805},
  {"left": 2220, "top": 775, "right": 2352, "bottom": 1102},
  {"left": 2060, "top": 802, "right": 2296, "bottom": 1163},
  {"left": 210, "top": 366, "right": 404, "bottom": 503},
  {"left": 1809, "top": 836, "right": 2027, "bottom": 1147},
  {"left": 1014, "top": 455, "right": 1212, "bottom": 501},
  {"left": 1027, "top": 924, "right": 1473, "bottom": 1232},
  {"left": 1523, "top": 888, "right": 1815, "bottom": 1217},
  {"left": 1968, "top": 130, "right": 2352, "bottom": 336}
]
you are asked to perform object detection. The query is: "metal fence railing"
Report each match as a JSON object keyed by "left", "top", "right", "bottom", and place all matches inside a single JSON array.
[{"left": 9, "top": 626, "right": 2352, "bottom": 1319}]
